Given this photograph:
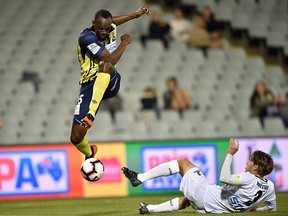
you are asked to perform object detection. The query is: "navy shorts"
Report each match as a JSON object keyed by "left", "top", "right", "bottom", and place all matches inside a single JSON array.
[{"left": 73, "top": 71, "right": 121, "bottom": 125}]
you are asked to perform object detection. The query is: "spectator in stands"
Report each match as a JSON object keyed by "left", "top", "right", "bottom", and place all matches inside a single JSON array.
[
  {"left": 250, "top": 81, "right": 288, "bottom": 128},
  {"left": 282, "top": 92, "right": 288, "bottom": 125},
  {"left": 163, "top": 76, "right": 192, "bottom": 117},
  {"left": 0, "top": 120, "right": 4, "bottom": 129},
  {"left": 140, "top": 87, "right": 160, "bottom": 119},
  {"left": 100, "top": 94, "right": 123, "bottom": 123},
  {"left": 186, "top": 14, "right": 223, "bottom": 56},
  {"left": 140, "top": 11, "right": 170, "bottom": 49},
  {"left": 169, "top": 8, "right": 192, "bottom": 43},
  {"left": 19, "top": 70, "right": 41, "bottom": 93},
  {"left": 201, "top": 6, "right": 222, "bottom": 35}
]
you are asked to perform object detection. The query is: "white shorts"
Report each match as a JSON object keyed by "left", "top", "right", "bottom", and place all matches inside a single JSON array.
[{"left": 180, "top": 167, "right": 209, "bottom": 213}]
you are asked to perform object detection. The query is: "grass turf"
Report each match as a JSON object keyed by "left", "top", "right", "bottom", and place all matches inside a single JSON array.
[{"left": 1, "top": 193, "right": 287, "bottom": 216}]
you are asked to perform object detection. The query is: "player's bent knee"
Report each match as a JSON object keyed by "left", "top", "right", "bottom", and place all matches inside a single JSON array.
[
  {"left": 177, "top": 158, "right": 195, "bottom": 176},
  {"left": 103, "top": 62, "right": 115, "bottom": 75},
  {"left": 177, "top": 158, "right": 190, "bottom": 165},
  {"left": 99, "top": 61, "right": 114, "bottom": 73}
]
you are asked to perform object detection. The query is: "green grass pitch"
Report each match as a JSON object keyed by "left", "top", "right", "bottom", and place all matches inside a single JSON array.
[{"left": 1, "top": 193, "right": 287, "bottom": 216}]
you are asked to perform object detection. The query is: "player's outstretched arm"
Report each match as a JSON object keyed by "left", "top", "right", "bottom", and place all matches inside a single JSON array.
[
  {"left": 112, "top": 6, "right": 150, "bottom": 26},
  {"left": 219, "top": 138, "right": 239, "bottom": 184}
]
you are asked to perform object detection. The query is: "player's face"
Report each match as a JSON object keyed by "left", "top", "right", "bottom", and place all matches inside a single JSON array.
[
  {"left": 245, "top": 160, "right": 252, "bottom": 172},
  {"left": 245, "top": 160, "right": 257, "bottom": 173},
  {"left": 93, "top": 17, "right": 112, "bottom": 40}
]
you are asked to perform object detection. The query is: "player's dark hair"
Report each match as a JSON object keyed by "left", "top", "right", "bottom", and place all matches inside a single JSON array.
[
  {"left": 250, "top": 150, "right": 274, "bottom": 177},
  {"left": 94, "top": 9, "right": 112, "bottom": 20}
]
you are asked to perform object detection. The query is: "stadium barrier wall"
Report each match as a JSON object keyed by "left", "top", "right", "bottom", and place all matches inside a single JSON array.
[
  {"left": 0, "top": 144, "right": 83, "bottom": 200},
  {"left": 0, "top": 138, "right": 287, "bottom": 200},
  {"left": 0, "top": 142, "right": 128, "bottom": 201},
  {"left": 125, "top": 139, "right": 228, "bottom": 195}
]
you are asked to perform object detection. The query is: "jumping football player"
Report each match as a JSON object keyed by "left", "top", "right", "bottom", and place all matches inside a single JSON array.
[
  {"left": 70, "top": 7, "right": 150, "bottom": 159},
  {"left": 123, "top": 138, "right": 276, "bottom": 214}
]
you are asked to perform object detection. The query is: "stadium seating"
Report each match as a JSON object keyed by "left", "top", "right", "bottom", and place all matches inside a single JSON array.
[
  {"left": 0, "top": 0, "right": 287, "bottom": 145},
  {"left": 263, "top": 118, "right": 287, "bottom": 137}
]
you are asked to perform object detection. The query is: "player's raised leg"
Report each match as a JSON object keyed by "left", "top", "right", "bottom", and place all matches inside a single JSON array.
[
  {"left": 122, "top": 158, "right": 196, "bottom": 186},
  {"left": 70, "top": 62, "right": 115, "bottom": 159},
  {"left": 139, "top": 197, "right": 190, "bottom": 214},
  {"left": 80, "top": 61, "right": 115, "bottom": 128}
]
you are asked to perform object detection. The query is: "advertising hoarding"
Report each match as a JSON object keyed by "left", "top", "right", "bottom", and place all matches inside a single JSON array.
[
  {"left": 0, "top": 144, "right": 83, "bottom": 200},
  {"left": 126, "top": 140, "right": 229, "bottom": 195},
  {"left": 82, "top": 142, "right": 128, "bottom": 197},
  {"left": 0, "top": 137, "right": 287, "bottom": 200},
  {"left": 141, "top": 145, "right": 217, "bottom": 191},
  {"left": 0, "top": 150, "right": 69, "bottom": 196}
]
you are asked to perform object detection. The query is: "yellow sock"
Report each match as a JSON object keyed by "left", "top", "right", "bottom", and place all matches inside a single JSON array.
[
  {"left": 88, "top": 72, "right": 111, "bottom": 117},
  {"left": 75, "top": 136, "right": 92, "bottom": 157}
]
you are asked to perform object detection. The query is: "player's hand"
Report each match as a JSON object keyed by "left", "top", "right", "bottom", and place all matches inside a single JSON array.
[
  {"left": 121, "top": 33, "right": 132, "bottom": 45},
  {"left": 227, "top": 138, "right": 239, "bottom": 155},
  {"left": 136, "top": 6, "right": 150, "bottom": 17}
]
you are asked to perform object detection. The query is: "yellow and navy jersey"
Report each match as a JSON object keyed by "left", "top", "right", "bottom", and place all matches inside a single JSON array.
[{"left": 77, "top": 23, "right": 117, "bottom": 84}]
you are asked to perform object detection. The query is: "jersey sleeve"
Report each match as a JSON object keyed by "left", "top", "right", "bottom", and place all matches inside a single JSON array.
[
  {"left": 263, "top": 183, "right": 276, "bottom": 211},
  {"left": 220, "top": 154, "right": 251, "bottom": 186},
  {"left": 78, "top": 32, "right": 105, "bottom": 59},
  {"left": 255, "top": 196, "right": 276, "bottom": 211},
  {"left": 224, "top": 172, "right": 253, "bottom": 186}
]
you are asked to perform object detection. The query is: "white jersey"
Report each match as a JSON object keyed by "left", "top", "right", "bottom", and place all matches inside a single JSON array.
[{"left": 203, "top": 171, "right": 276, "bottom": 213}]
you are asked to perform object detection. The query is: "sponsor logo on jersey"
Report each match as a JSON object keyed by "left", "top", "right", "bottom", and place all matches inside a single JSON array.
[
  {"left": 105, "top": 41, "right": 116, "bottom": 54},
  {"left": 87, "top": 43, "right": 101, "bottom": 55}
]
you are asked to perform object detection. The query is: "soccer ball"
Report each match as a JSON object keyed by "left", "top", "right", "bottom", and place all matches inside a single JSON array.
[{"left": 80, "top": 158, "right": 104, "bottom": 181}]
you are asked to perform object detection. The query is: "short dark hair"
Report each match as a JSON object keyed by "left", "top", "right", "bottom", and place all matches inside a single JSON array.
[
  {"left": 94, "top": 9, "right": 112, "bottom": 20},
  {"left": 167, "top": 76, "right": 178, "bottom": 86},
  {"left": 250, "top": 150, "right": 274, "bottom": 177}
]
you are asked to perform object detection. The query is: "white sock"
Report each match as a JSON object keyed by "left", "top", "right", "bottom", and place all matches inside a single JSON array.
[
  {"left": 147, "top": 197, "right": 179, "bottom": 213},
  {"left": 137, "top": 160, "right": 179, "bottom": 182}
]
